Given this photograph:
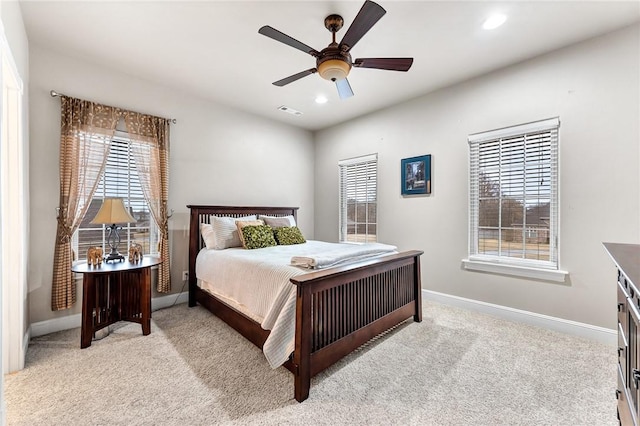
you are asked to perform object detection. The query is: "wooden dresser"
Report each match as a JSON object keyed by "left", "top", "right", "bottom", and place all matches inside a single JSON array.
[{"left": 604, "top": 243, "right": 640, "bottom": 426}]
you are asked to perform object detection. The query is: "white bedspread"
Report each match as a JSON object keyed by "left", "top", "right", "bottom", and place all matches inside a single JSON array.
[{"left": 195, "top": 240, "right": 397, "bottom": 368}]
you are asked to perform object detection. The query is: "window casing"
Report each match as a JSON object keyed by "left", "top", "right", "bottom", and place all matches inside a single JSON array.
[
  {"left": 73, "top": 136, "right": 158, "bottom": 260},
  {"left": 468, "top": 118, "right": 560, "bottom": 272},
  {"left": 1, "top": 24, "right": 28, "bottom": 374},
  {"left": 339, "top": 154, "right": 377, "bottom": 243}
]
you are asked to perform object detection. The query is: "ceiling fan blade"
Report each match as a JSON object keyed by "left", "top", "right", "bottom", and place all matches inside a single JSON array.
[
  {"left": 259, "top": 26, "right": 319, "bottom": 57},
  {"left": 273, "top": 68, "right": 318, "bottom": 87},
  {"left": 339, "top": 1, "right": 386, "bottom": 52},
  {"left": 353, "top": 58, "right": 414, "bottom": 71},
  {"left": 336, "top": 78, "right": 354, "bottom": 100}
]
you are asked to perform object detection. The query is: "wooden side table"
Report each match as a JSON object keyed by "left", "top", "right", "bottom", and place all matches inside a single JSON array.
[{"left": 72, "top": 256, "right": 162, "bottom": 348}]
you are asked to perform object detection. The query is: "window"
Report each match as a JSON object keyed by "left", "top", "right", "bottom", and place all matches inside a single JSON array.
[
  {"left": 339, "top": 154, "right": 377, "bottom": 243},
  {"left": 73, "top": 136, "right": 158, "bottom": 260},
  {"left": 466, "top": 118, "right": 565, "bottom": 281}
]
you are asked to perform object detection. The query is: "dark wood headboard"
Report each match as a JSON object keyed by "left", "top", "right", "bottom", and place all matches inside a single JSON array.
[{"left": 186, "top": 205, "right": 299, "bottom": 306}]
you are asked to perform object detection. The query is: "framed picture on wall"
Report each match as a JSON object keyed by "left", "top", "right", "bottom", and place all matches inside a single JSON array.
[{"left": 401, "top": 155, "right": 431, "bottom": 195}]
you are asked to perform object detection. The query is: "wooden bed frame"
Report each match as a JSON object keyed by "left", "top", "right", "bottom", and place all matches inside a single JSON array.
[{"left": 187, "top": 205, "right": 423, "bottom": 402}]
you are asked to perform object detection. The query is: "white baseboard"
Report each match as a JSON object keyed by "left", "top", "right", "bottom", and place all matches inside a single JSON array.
[
  {"left": 30, "top": 289, "right": 615, "bottom": 346},
  {"left": 21, "top": 328, "right": 30, "bottom": 369},
  {"left": 423, "top": 289, "right": 617, "bottom": 346},
  {"left": 151, "top": 291, "right": 189, "bottom": 311},
  {"left": 30, "top": 313, "right": 82, "bottom": 338},
  {"left": 30, "top": 292, "right": 189, "bottom": 338}
]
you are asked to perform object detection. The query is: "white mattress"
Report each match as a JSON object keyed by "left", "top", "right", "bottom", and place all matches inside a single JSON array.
[{"left": 195, "top": 240, "right": 397, "bottom": 368}]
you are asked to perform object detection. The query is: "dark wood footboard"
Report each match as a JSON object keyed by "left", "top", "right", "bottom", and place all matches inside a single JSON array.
[
  {"left": 187, "top": 205, "right": 423, "bottom": 402},
  {"left": 291, "top": 250, "right": 422, "bottom": 401}
]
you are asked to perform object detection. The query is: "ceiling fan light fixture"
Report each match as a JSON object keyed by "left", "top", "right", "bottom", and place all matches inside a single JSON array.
[{"left": 317, "top": 59, "right": 351, "bottom": 81}]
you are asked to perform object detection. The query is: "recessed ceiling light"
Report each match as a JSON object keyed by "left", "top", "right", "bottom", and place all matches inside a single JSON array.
[
  {"left": 483, "top": 14, "right": 507, "bottom": 30},
  {"left": 315, "top": 95, "right": 328, "bottom": 104}
]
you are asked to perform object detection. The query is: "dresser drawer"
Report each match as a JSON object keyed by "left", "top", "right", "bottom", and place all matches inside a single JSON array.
[
  {"left": 620, "top": 282, "right": 630, "bottom": 338},
  {"left": 619, "top": 364, "right": 636, "bottom": 426},
  {"left": 620, "top": 329, "right": 629, "bottom": 384}
]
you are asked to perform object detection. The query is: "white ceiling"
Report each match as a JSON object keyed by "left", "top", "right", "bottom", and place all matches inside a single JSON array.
[{"left": 19, "top": 1, "right": 640, "bottom": 131}]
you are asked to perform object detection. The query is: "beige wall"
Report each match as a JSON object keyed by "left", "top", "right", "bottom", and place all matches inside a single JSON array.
[
  {"left": 314, "top": 24, "right": 640, "bottom": 329},
  {"left": 28, "top": 45, "right": 315, "bottom": 324}
]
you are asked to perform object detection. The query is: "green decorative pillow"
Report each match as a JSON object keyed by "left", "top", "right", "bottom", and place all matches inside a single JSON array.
[
  {"left": 241, "top": 225, "right": 277, "bottom": 250},
  {"left": 274, "top": 226, "right": 306, "bottom": 245}
]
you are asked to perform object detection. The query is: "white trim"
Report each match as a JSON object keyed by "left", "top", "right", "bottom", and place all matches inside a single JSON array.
[
  {"left": 423, "top": 289, "right": 616, "bottom": 346},
  {"left": 462, "top": 258, "right": 568, "bottom": 282},
  {"left": 20, "top": 328, "right": 29, "bottom": 370},
  {"left": 30, "top": 292, "right": 189, "bottom": 338},
  {"left": 151, "top": 291, "right": 189, "bottom": 311},
  {"left": 338, "top": 153, "right": 378, "bottom": 243},
  {"left": 468, "top": 117, "right": 559, "bottom": 143},
  {"left": 0, "top": 22, "right": 23, "bottom": 94},
  {"left": 467, "top": 117, "right": 561, "bottom": 274},
  {"left": 30, "top": 313, "right": 81, "bottom": 338},
  {"left": 338, "top": 152, "right": 377, "bottom": 166},
  {"left": 1, "top": 23, "right": 27, "bottom": 376}
]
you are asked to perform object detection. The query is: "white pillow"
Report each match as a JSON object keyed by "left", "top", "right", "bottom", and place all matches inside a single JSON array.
[
  {"left": 200, "top": 223, "right": 217, "bottom": 249},
  {"left": 259, "top": 214, "right": 296, "bottom": 228},
  {"left": 210, "top": 215, "right": 257, "bottom": 249}
]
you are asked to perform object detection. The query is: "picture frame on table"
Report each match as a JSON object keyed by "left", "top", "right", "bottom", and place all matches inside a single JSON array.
[{"left": 401, "top": 155, "right": 431, "bottom": 195}]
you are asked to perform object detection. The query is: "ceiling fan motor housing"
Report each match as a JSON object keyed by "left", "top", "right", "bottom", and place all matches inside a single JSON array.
[{"left": 317, "top": 47, "right": 352, "bottom": 81}]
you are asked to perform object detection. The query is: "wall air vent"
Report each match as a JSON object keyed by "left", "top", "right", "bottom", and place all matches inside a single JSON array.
[{"left": 277, "top": 105, "right": 303, "bottom": 116}]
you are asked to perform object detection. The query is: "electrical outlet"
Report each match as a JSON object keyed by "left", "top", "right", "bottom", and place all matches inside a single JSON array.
[{"left": 182, "top": 271, "right": 189, "bottom": 281}]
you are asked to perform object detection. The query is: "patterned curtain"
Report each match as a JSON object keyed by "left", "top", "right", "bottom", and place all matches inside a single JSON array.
[
  {"left": 51, "top": 96, "right": 119, "bottom": 311},
  {"left": 124, "top": 112, "right": 171, "bottom": 293}
]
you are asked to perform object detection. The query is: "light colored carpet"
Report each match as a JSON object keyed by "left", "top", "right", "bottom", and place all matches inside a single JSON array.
[{"left": 5, "top": 298, "right": 617, "bottom": 425}]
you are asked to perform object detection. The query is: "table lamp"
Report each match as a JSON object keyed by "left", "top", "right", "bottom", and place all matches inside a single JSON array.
[{"left": 90, "top": 197, "right": 136, "bottom": 263}]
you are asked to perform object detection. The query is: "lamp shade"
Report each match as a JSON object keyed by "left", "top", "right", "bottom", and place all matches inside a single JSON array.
[
  {"left": 317, "top": 59, "right": 351, "bottom": 81},
  {"left": 90, "top": 198, "right": 136, "bottom": 225}
]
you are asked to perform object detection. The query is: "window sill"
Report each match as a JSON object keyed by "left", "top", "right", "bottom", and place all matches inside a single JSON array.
[{"left": 461, "top": 258, "right": 569, "bottom": 283}]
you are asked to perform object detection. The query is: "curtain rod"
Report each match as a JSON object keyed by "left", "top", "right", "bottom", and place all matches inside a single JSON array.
[{"left": 50, "top": 90, "right": 177, "bottom": 124}]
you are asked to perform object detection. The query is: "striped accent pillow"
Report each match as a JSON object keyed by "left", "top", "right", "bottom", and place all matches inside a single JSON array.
[{"left": 210, "top": 215, "right": 257, "bottom": 249}]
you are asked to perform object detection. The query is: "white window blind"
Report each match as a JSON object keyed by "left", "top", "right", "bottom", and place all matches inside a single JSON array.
[
  {"left": 468, "top": 118, "right": 559, "bottom": 270},
  {"left": 74, "top": 136, "right": 158, "bottom": 259},
  {"left": 339, "top": 153, "right": 377, "bottom": 243}
]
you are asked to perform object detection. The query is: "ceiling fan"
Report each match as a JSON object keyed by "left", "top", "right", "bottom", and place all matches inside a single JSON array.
[{"left": 258, "top": 0, "right": 413, "bottom": 100}]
